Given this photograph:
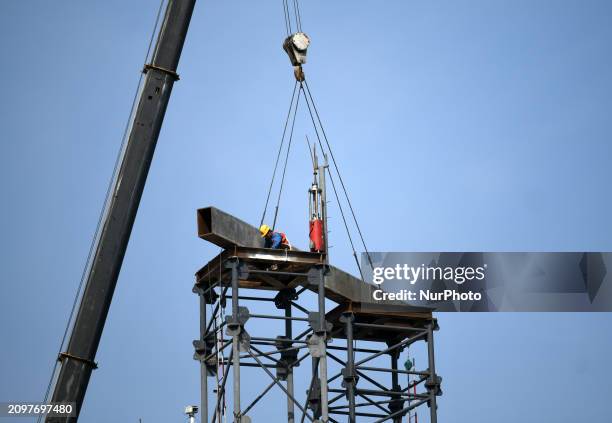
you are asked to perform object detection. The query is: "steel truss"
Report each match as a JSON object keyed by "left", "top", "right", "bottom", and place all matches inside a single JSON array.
[{"left": 193, "top": 252, "right": 441, "bottom": 422}]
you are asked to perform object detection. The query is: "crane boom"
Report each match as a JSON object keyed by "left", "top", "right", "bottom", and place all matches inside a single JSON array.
[{"left": 46, "top": 1, "right": 196, "bottom": 421}]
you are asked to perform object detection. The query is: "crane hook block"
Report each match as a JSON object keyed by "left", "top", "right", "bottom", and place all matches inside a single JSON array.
[{"left": 283, "top": 32, "right": 310, "bottom": 66}]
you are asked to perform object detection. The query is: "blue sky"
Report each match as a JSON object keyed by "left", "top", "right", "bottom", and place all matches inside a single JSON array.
[{"left": 1, "top": 1, "right": 612, "bottom": 422}]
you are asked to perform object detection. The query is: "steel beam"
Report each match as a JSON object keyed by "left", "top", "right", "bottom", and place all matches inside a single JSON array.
[{"left": 197, "top": 207, "right": 265, "bottom": 249}]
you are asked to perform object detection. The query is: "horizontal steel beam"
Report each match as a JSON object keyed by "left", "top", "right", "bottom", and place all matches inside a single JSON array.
[
  {"left": 197, "top": 206, "right": 265, "bottom": 249},
  {"left": 234, "top": 246, "right": 325, "bottom": 264}
]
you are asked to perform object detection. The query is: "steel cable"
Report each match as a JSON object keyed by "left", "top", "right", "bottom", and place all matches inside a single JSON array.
[
  {"left": 282, "top": 0, "right": 292, "bottom": 36},
  {"left": 260, "top": 81, "right": 299, "bottom": 227},
  {"left": 293, "top": 0, "right": 303, "bottom": 32},
  {"left": 300, "top": 85, "right": 366, "bottom": 281},
  {"left": 272, "top": 86, "right": 302, "bottom": 229},
  {"left": 303, "top": 80, "right": 374, "bottom": 270}
]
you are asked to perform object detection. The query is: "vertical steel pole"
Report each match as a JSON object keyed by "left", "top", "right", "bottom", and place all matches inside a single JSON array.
[
  {"left": 319, "top": 348, "right": 328, "bottom": 423},
  {"left": 318, "top": 155, "right": 329, "bottom": 264},
  {"left": 308, "top": 358, "right": 320, "bottom": 421},
  {"left": 285, "top": 306, "right": 295, "bottom": 423},
  {"left": 317, "top": 266, "right": 328, "bottom": 422},
  {"left": 317, "top": 266, "right": 326, "bottom": 334},
  {"left": 199, "top": 293, "right": 209, "bottom": 422},
  {"left": 344, "top": 313, "right": 356, "bottom": 423},
  {"left": 231, "top": 260, "right": 241, "bottom": 422},
  {"left": 427, "top": 323, "right": 438, "bottom": 423},
  {"left": 391, "top": 350, "right": 401, "bottom": 423}
]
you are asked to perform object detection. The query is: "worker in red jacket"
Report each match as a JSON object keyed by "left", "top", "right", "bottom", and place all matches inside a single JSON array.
[{"left": 260, "top": 224, "right": 291, "bottom": 250}]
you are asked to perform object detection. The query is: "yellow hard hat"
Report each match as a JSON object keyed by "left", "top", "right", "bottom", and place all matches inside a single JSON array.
[{"left": 259, "top": 224, "right": 271, "bottom": 237}]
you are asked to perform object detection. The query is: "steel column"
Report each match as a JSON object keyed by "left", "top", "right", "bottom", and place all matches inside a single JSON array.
[
  {"left": 427, "top": 323, "right": 438, "bottom": 423},
  {"left": 316, "top": 265, "right": 328, "bottom": 422},
  {"left": 199, "top": 291, "right": 208, "bottom": 422},
  {"left": 319, "top": 347, "right": 329, "bottom": 423},
  {"left": 286, "top": 305, "right": 295, "bottom": 423},
  {"left": 390, "top": 350, "right": 401, "bottom": 423},
  {"left": 318, "top": 155, "right": 328, "bottom": 263},
  {"left": 343, "top": 313, "right": 356, "bottom": 423},
  {"left": 230, "top": 259, "right": 241, "bottom": 422}
]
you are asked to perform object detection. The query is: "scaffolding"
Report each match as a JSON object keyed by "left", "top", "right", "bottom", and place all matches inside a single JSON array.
[{"left": 192, "top": 208, "right": 441, "bottom": 422}]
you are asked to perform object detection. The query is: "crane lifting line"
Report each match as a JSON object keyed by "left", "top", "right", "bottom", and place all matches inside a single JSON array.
[
  {"left": 302, "top": 81, "right": 375, "bottom": 273},
  {"left": 282, "top": 0, "right": 302, "bottom": 36},
  {"left": 272, "top": 87, "right": 301, "bottom": 230},
  {"left": 260, "top": 79, "right": 374, "bottom": 281},
  {"left": 304, "top": 80, "right": 374, "bottom": 268},
  {"left": 259, "top": 81, "right": 299, "bottom": 228},
  {"left": 261, "top": 0, "right": 374, "bottom": 281},
  {"left": 37, "top": 1, "right": 168, "bottom": 420}
]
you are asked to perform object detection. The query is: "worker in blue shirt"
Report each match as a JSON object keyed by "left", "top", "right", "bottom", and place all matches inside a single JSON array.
[{"left": 260, "top": 224, "right": 291, "bottom": 250}]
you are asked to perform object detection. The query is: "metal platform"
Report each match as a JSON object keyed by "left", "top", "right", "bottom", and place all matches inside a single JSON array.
[
  {"left": 196, "top": 207, "right": 434, "bottom": 310},
  {"left": 193, "top": 207, "right": 441, "bottom": 422},
  {"left": 195, "top": 246, "right": 433, "bottom": 310}
]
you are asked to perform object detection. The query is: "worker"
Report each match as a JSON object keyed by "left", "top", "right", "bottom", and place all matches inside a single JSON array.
[{"left": 260, "top": 224, "right": 291, "bottom": 250}]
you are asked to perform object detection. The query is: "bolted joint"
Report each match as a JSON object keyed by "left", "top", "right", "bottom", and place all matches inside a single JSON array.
[
  {"left": 276, "top": 336, "right": 299, "bottom": 364},
  {"left": 389, "top": 397, "right": 405, "bottom": 415},
  {"left": 238, "top": 329, "right": 251, "bottom": 352},
  {"left": 224, "top": 256, "right": 239, "bottom": 269},
  {"left": 274, "top": 288, "right": 298, "bottom": 309},
  {"left": 425, "top": 375, "right": 443, "bottom": 396},
  {"left": 225, "top": 306, "right": 250, "bottom": 336},
  {"left": 275, "top": 336, "right": 299, "bottom": 380},
  {"left": 205, "top": 356, "right": 218, "bottom": 376},
  {"left": 224, "top": 258, "right": 250, "bottom": 279},
  {"left": 192, "top": 336, "right": 218, "bottom": 377},
  {"left": 192, "top": 340, "right": 211, "bottom": 359},
  {"left": 308, "top": 312, "right": 332, "bottom": 335},
  {"left": 340, "top": 367, "right": 359, "bottom": 388},
  {"left": 276, "top": 364, "right": 289, "bottom": 381},
  {"left": 306, "top": 333, "right": 327, "bottom": 358},
  {"left": 307, "top": 265, "right": 329, "bottom": 287},
  {"left": 385, "top": 340, "right": 406, "bottom": 356},
  {"left": 192, "top": 284, "right": 219, "bottom": 304},
  {"left": 339, "top": 312, "right": 355, "bottom": 338},
  {"left": 338, "top": 312, "right": 355, "bottom": 324},
  {"left": 192, "top": 330, "right": 216, "bottom": 359}
]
